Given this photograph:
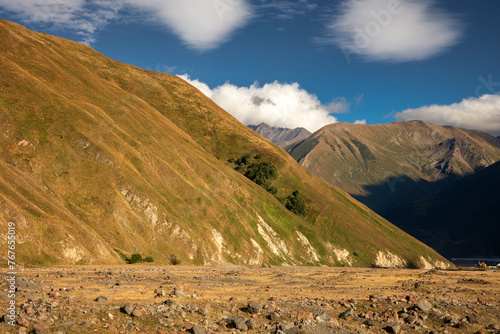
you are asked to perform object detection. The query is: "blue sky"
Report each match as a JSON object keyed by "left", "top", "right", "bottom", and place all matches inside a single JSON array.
[{"left": 1, "top": 0, "right": 500, "bottom": 134}]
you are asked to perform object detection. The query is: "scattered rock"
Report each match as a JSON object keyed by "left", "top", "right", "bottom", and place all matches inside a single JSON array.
[
  {"left": 246, "top": 318, "right": 258, "bottom": 330},
  {"left": 384, "top": 323, "right": 401, "bottom": 334},
  {"left": 17, "top": 317, "right": 29, "bottom": 327},
  {"left": 132, "top": 309, "right": 143, "bottom": 318},
  {"left": 108, "top": 325, "right": 118, "bottom": 333},
  {"left": 190, "top": 324, "right": 206, "bottom": 334},
  {"left": 339, "top": 308, "right": 354, "bottom": 319},
  {"left": 95, "top": 296, "right": 108, "bottom": 302},
  {"left": 174, "top": 290, "right": 185, "bottom": 297},
  {"left": 415, "top": 299, "right": 433, "bottom": 312},
  {"left": 122, "top": 303, "right": 133, "bottom": 315},
  {"left": 247, "top": 301, "right": 262, "bottom": 314}
]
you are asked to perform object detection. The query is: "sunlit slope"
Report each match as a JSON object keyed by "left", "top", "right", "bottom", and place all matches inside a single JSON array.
[
  {"left": 288, "top": 121, "right": 500, "bottom": 211},
  {"left": 0, "top": 19, "right": 449, "bottom": 268}
]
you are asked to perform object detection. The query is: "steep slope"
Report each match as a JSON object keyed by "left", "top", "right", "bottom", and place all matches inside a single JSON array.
[
  {"left": 0, "top": 19, "right": 449, "bottom": 268},
  {"left": 288, "top": 122, "right": 500, "bottom": 211},
  {"left": 382, "top": 161, "right": 500, "bottom": 258},
  {"left": 248, "top": 123, "right": 312, "bottom": 147}
]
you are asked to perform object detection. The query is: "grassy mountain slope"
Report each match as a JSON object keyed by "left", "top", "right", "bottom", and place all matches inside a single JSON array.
[
  {"left": 0, "top": 19, "right": 449, "bottom": 268},
  {"left": 288, "top": 122, "right": 500, "bottom": 211},
  {"left": 382, "top": 161, "right": 500, "bottom": 258}
]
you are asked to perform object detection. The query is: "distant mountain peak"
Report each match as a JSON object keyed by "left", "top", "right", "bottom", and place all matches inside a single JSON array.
[{"left": 248, "top": 123, "right": 312, "bottom": 147}]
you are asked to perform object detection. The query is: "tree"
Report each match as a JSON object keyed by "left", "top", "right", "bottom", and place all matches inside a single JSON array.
[
  {"left": 282, "top": 190, "right": 308, "bottom": 217},
  {"left": 244, "top": 162, "right": 279, "bottom": 190},
  {"left": 238, "top": 154, "right": 252, "bottom": 165},
  {"left": 129, "top": 253, "right": 143, "bottom": 264}
]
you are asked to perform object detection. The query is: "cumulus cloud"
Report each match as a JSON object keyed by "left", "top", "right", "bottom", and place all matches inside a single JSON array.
[
  {"left": 354, "top": 119, "right": 367, "bottom": 124},
  {"left": 178, "top": 74, "right": 342, "bottom": 132},
  {"left": 0, "top": 0, "right": 122, "bottom": 45},
  {"left": 395, "top": 94, "right": 500, "bottom": 136},
  {"left": 330, "top": 0, "right": 462, "bottom": 62},
  {"left": 123, "top": 0, "right": 252, "bottom": 51},
  {"left": 0, "top": 0, "right": 252, "bottom": 49}
]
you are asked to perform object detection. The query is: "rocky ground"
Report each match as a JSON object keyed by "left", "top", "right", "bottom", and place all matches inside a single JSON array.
[{"left": 0, "top": 266, "right": 498, "bottom": 333}]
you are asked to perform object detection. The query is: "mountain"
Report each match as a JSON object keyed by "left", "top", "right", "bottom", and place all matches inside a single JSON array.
[
  {"left": 382, "top": 161, "right": 500, "bottom": 258},
  {"left": 248, "top": 123, "right": 311, "bottom": 147},
  {"left": 0, "top": 18, "right": 449, "bottom": 268},
  {"left": 287, "top": 122, "right": 500, "bottom": 212}
]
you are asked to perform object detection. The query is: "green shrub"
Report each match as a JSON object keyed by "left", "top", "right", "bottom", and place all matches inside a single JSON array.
[
  {"left": 254, "top": 154, "right": 262, "bottom": 159},
  {"left": 238, "top": 154, "right": 252, "bottom": 165},
  {"left": 268, "top": 186, "right": 278, "bottom": 195},
  {"left": 170, "top": 254, "right": 181, "bottom": 265},
  {"left": 244, "top": 162, "right": 279, "bottom": 190},
  {"left": 129, "top": 253, "right": 143, "bottom": 264},
  {"left": 144, "top": 256, "right": 154, "bottom": 263},
  {"left": 281, "top": 190, "right": 308, "bottom": 217}
]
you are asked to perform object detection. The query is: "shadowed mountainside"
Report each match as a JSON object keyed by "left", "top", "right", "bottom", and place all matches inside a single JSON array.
[
  {"left": 381, "top": 161, "right": 500, "bottom": 258},
  {"left": 287, "top": 122, "right": 500, "bottom": 212},
  {"left": 0, "top": 19, "right": 450, "bottom": 268},
  {"left": 248, "top": 123, "right": 312, "bottom": 147}
]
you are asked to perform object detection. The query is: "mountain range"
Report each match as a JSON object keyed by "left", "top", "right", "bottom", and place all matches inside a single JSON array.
[
  {"left": 0, "top": 19, "right": 450, "bottom": 268},
  {"left": 287, "top": 121, "right": 500, "bottom": 212},
  {"left": 248, "top": 123, "right": 312, "bottom": 147}
]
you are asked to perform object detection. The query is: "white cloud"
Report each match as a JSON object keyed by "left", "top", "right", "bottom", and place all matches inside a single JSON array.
[
  {"left": 178, "top": 74, "right": 341, "bottom": 132},
  {"left": 354, "top": 119, "right": 366, "bottom": 124},
  {"left": 0, "top": 0, "right": 252, "bottom": 49},
  {"left": 330, "top": 0, "right": 462, "bottom": 62},
  {"left": 395, "top": 94, "right": 500, "bottom": 136},
  {"left": 125, "top": 0, "right": 252, "bottom": 51},
  {"left": 0, "top": 0, "right": 121, "bottom": 45}
]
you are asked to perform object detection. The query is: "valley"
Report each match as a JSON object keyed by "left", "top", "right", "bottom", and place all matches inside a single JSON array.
[{"left": 0, "top": 265, "right": 498, "bottom": 333}]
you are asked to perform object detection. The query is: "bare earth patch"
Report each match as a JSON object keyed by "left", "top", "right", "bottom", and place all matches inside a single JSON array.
[{"left": 0, "top": 266, "right": 498, "bottom": 333}]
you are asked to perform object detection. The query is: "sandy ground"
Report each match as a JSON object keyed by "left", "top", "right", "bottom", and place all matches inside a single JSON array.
[{"left": 0, "top": 266, "right": 499, "bottom": 333}]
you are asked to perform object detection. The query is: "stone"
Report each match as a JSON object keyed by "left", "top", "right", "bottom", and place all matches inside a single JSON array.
[
  {"left": 297, "top": 311, "right": 314, "bottom": 320},
  {"left": 385, "top": 323, "right": 401, "bottom": 334},
  {"left": 339, "top": 308, "right": 354, "bottom": 319},
  {"left": 132, "top": 309, "right": 143, "bottom": 318},
  {"left": 80, "top": 321, "right": 89, "bottom": 327},
  {"left": 280, "top": 322, "right": 295, "bottom": 331},
  {"left": 315, "top": 311, "right": 331, "bottom": 322},
  {"left": 233, "top": 316, "right": 248, "bottom": 330},
  {"left": 364, "top": 319, "right": 376, "bottom": 327},
  {"left": 174, "top": 290, "right": 185, "bottom": 297},
  {"left": 246, "top": 318, "right": 258, "bottom": 330},
  {"left": 122, "top": 303, "right": 133, "bottom": 315},
  {"left": 190, "top": 324, "right": 206, "bottom": 334},
  {"left": 486, "top": 324, "right": 500, "bottom": 330},
  {"left": 17, "top": 317, "right": 29, "bottom": 327},
  {"left": 268, "top": 311, "right": 280, "bottom": 321},
  {"left": 95, "top": 296, "right": 108, "bottom": 302},
  {"left": 415, "top": 300, "right": 433, "bottom": 312},
  {"left": 19, "top": 327, "right": 27, "bottom": 333},
  {"left": 405, "top": 314, "right": 417, "bottom": 325},
  {"left": 108, "top": 325, "right": 118, "bottom": 333},
  {"left": 247, "top": 302, "right": 262, "bottom": 314}
]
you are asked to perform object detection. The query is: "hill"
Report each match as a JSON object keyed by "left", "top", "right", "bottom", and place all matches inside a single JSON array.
[
  {"left": 287, "top": 122, "right": 500, "bottom": 212},
  {"left": 248, "top": 123, "right": 311, "bottom": 147},
  {"left": 381, "top": 161, "right": 500, "bottom": 258},
  {"left": 0, "top": 18, "right": 449, "bottom": 268}
]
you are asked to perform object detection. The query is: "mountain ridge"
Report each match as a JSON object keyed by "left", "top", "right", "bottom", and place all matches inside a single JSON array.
[
  {"left": 248, "top": 123, "right": 312, "bottom": 147},
  {"left": 287, "top": 121, "right": 500, "bottom": 212}
]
